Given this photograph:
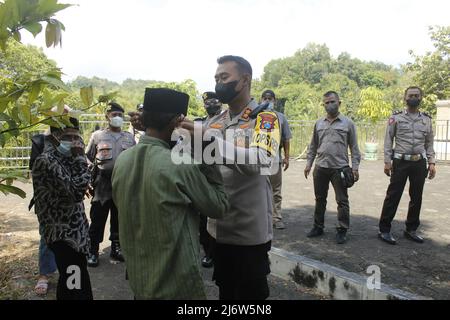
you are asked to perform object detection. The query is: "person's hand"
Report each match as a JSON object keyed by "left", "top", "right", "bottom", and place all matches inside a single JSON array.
[
  {"left": 71, "top": 140, "right": 85, "bottom": 157},
  {"left": 428, "top": 164, "right": 436, "bottom": 180},
  {"left": 179, "top": 119, "right": 195, "bottom": 135},
  {"left": 128, "top": 111, "right": 145, "bottom": 131},
  {"left": 353, "top": 170, "right": 360, "bottom": 183},
  {"left": 283, "top": 158, "right": 290, "bottom": 171},
  {"left": 179, "top": 119, "right": 206, "bottom": 137},
  {"left": 304, "top": 165, "right": 312, "bottom": 179},
  {"left": 384, "top": 163, "right": 393, "bottom": 177}
]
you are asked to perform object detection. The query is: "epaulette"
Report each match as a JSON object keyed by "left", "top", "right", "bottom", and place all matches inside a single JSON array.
[
  {"left": 421, "top": 112, "right": 432, "bottom": 119},
  {"left": 392, "top": 110, "right": 403, "bottom": 115}
]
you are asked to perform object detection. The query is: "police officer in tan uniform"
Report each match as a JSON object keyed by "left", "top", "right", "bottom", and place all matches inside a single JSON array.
[
  {"left": 180, "top": 56, "right": 280, "bottom": 300},
  {"left": 260, "top": 90, "right": 292, "bottom": 230},
  {"left": 85, "top": 102, "right": 136, "bottom": 266},
  {"left": 379, "top": 86, "right": 437, "bottom": 245}
]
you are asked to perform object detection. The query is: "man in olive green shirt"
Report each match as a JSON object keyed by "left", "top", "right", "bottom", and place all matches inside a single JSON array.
[{"left": 112, "top": 88, "right": 229, "bottom": 300}]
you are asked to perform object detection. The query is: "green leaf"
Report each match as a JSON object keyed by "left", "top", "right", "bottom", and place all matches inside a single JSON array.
[
  {"left": 23, "top": 22, "right": 43, "bottom": 37},
  {"left": 18, "top": 103, "right": 31, "bottom": 124},
  {"left": 40, "top": 75, "right": 69, "bottom": 91},
  {"left": 28, "top": 82, "right": 41, "bottom": 104},
  {"left": 45, "top": 20, "right": 56, "bottom": 47},
  {"left": 37, "top": 0, "right": 73, "bottom": 17},
  {"left": 98, "top": 91, "right": 118, "bottom": 103},
  {"left": 0, "top": 184, "right": 27, "bottom": 199},
  {"left": 80, "top": 86, "right": 93, "bottom": 107}
]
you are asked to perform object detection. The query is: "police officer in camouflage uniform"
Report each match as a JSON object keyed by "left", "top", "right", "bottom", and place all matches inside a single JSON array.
[
  {"left": 85, "top": 102, "right": 136, "bottom": 266},
  {"left": 379, "top": 86, "right": 437, "bottom": 245}
]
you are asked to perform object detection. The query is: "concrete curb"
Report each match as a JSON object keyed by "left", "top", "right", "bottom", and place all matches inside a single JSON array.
[{"left": 269, "top": 247, "right": 431, "bottom": 300}]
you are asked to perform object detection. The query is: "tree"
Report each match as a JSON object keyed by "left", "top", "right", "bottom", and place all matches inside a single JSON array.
[
  {"left": 356, "top": 87, "right": 392, "bottom": 123},
  {"left": 407, "top": 25, "right": 450, "bottom": 115},
  {"left": 69, "top": 77, "right": 205, "bottom": 117},
  {"left": 0, "top": 0, "right": 115, "bottom": 198}
]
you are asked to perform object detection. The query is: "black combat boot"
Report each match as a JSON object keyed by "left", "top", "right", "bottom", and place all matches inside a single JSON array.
[
  {"left": 307, "top": 226, "right": 324, "bottom": 238},
  {"left": 110, "top": 240, "right": 125, "bottom": 262},
  {"left": 88, "top": 243, "right": 99, "bottom": 268}
]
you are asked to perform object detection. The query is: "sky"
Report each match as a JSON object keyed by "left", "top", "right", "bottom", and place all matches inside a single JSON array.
[{"left": 22, "top": 0, "right": 450, "bottom": 93}]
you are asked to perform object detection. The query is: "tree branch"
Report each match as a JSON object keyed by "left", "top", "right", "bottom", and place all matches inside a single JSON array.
[{"left": 0, "top": 101, "right": 102, "bottom": 136}]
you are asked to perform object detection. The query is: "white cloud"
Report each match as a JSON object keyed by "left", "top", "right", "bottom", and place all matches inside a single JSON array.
[{"left": 22, "top": 0, "right": 450, "bottom": 92}]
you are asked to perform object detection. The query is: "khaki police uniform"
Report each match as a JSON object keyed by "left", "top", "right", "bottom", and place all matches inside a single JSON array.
[
  {"left": 203, "top": 99, "right": 280, "bottom": 300},
  {"left": 85, "top": 128, "right": 136, "bottom": 250},
  {"left": 379, "top": 110, "right": 435, "bottom": 233}
]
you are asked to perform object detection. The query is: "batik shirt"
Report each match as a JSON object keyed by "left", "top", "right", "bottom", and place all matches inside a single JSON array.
[{"left": 32, "top": 141, "right": 91, "bottom": 254}]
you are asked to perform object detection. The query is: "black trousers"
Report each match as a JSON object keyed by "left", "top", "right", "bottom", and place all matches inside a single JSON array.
[
  {"left": 213, "top": 242, "right": 271, "bottom": 300},
  {"left": 48, "top": 241, "right": 93, "bottom": 300},
  {"left": 89, "top": 199, "right": 119, "bottom": 249},
  {"left": 313, "top": 166, "right": 350, "bottom": 230},
  {"left": 379, "top": 159, "right": 428, "bottom": 233},
  {"left": 199, "top": 214, "right": 216, "bottom": 259}
]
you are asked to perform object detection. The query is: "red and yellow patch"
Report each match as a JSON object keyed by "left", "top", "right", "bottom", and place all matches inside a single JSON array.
[
  {"left": 388, "top": 117, "right": 396, "bottom": 125},
  {"left": 259, "top": 113, "right": 277, "bottom": 132},
  {"left": 250, "top": 111, "right": 281, "bottom": 157},
  {"left": 240, "top": 108, "right": 252, "bottom": 122}
]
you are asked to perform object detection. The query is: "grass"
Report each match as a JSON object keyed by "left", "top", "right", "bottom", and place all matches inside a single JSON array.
[{"left": 0, "top": 223, "right": 41, "bottom": 300}]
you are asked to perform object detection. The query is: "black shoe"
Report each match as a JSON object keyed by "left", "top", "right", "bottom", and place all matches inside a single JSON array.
[
  {"left": 307, "top": 227, "right": 324, "bottom": 238},
  {"left": 336, "top": 230, "right": 347, "bottom": 244},
  {"left": 201, "top": 256, "right": 214, "bottom": 268},
  {"left": 87, "top": 253, "right": 99, "bottom": 267},
  {"left": 404, "top": 230, "right": 424, "bottom": 244},
  {"left": 378, "top": 232, "right": 397, "bottom": 245},
  {"left": 273, "top": 221, "right": 286, "bottom": 230},
  {"left": 110, "top": 241, "right": 125, "bottom": 262}
]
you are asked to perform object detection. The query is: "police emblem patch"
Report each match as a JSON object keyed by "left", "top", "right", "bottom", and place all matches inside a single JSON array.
[{"left": 259, "top": 114, "right": 276, "bottom": 132}]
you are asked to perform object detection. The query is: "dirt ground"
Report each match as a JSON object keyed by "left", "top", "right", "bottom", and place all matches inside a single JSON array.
[
  {"left": 275, "top": 159, "right": 450, "bottom": 300},
  {"left": 1, "top": 159, "right": 448, "bottom": 300},
  {"left": 0, "top": 181, "right": 324, "bottom": 300}
]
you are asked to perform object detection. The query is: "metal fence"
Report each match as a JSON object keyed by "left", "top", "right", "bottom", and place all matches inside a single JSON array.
[{"left": 1, "top": 116, "right": 449, "bottom": 170}]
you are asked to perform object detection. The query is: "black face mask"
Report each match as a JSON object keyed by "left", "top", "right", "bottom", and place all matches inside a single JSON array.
[
  {"left": 325, "top": 102, "right": 339, "bottom": 116},
  {"left": 206, "top": 104, "right": 222, "bottom": 117},
  {"left": 215, "top": 80, "right": 241, "bottom": 104},
  {"left": 406, "top": 98, "right": 421, "bottom": 108}
]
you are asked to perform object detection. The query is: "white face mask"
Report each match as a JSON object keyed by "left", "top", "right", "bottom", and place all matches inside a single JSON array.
[
  {"left": 110, "top": 116, "right": 124, "bottom": 128},
  {"left": 56, "top": 141, "right": 73, "bottom": 157}
]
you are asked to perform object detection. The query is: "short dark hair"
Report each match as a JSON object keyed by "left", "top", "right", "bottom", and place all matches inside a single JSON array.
[
  {"left": 405, "top": 86, "right": 423, "bottom": 97},
  {"left": 142, "top": 110, "right": 179, "bottom": 131},
  {"left": 323, "top": 91, "right": 340, "bottom": 100},
  {"left": 217, "top": 55, "right": 253, "bottom": 77}
]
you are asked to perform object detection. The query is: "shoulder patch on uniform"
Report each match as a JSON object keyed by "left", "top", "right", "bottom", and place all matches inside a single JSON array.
[
  {"left": 210, "top": 123, "right": 223, "bottom": 129},
  {"left": 240, "top": 108, "right": 253, "bottom": 122},
  {"left": 421, "top": 112, "right": 432, "bottom": 119},
  {"left": 257, "top": 113, "right": 277, "bottom": 132}
]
